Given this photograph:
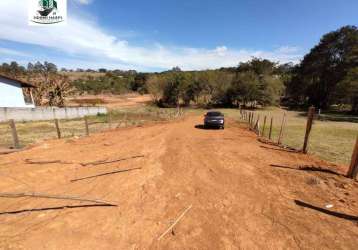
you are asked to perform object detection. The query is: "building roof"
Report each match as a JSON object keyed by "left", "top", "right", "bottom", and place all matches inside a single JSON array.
[{"left": 0, "top": 74, "right": 36, "bottom": 88}]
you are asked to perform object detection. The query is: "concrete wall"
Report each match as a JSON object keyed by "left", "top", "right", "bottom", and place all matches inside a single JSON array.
[
  {"left": 0, "top": 106, "right": 107, "bottom": 122},
  {"left": 0, "top": 77, "right": 35, "bottom": 108}
]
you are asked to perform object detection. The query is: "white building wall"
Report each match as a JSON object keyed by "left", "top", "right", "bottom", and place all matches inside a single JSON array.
[
  {"left": 0, "top": 77, "right": 35, "bottom": 108},
  {"left": 0, "top": 107, "right": 108, "bottom": 122}
]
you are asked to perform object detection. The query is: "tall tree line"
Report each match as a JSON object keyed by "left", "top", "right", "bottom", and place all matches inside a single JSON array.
[
  {"left": 285, "top": 25, "right": 358, "bottom": 112},
  {"left": 146, "top": 58, "right": 285, "bottom": 108}
]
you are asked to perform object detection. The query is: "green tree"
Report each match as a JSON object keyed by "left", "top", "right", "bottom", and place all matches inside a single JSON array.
[{"left": 293, "top": 25, "right": 358, "bottom": 109}]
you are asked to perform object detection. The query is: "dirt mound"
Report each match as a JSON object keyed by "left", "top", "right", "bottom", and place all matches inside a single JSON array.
[
  {"left": 68, "top": 94, "right": 152, "bottom": 109},
  {"left": 0, "top": 116, "right": 357, "bottom": 249}
]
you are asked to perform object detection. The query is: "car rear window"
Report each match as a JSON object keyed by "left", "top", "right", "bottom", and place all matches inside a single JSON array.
[{"left": 206, "top": 112, "right": 223, "bottom": 116}]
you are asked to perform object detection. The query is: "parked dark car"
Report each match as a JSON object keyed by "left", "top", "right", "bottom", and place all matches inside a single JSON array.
[{"left": 204, "top": 111, "right": 225, "bottom": 129}]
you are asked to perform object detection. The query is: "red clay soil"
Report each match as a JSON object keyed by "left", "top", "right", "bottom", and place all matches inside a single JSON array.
[
  {"left": 68, "top": 94, "right": 152, "bottom": 109},
  {"left": 0, "top": 116, "right": 357, "bottom": 249}
]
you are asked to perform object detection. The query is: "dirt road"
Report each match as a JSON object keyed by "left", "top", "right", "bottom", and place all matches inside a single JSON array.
[{"left": 0, "top": 115, "right": 357, "bottom": 249}]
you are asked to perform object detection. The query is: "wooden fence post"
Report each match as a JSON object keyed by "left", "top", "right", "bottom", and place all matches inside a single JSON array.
[
  {"left": 250, "top": 113, "right": 254, "bottom": 129},
  {"left": 261, "top": 116, "right": 267, "bottom": 137},
  {"left": 84, "top": 116, "right": 90, "bottom": 136},
  {"left": 254, "top": 115, "right": 260, "bottom": 132},
  {"left": 277, "top": 113, "right": 287, "bottom": 145},
  {"left": 108, "top": 112, "right": 112, "bottom": 129},
  {"left": 269, "top": 117, "right": 273, "bottom": 140},
  {"left": 54, "top": 119, "right": 61, "bottom": 139},
  {"left": 252, "top": 113, "right": 255, "bottom": 128},
  {"left": 9, "top": 119, "right": 20, "bottom": 149},
  {"left": 302, "top": 106, "right": 315, "bottom": 154},
  {"left": 347, "top": 137, "right": 358, "bottom": 180}
]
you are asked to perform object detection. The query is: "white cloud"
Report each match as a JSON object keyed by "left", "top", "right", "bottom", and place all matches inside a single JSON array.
[
  {"left": 275, "top": 46, "right": 300, "bottom": 54},
  {"left": 0, "top": 47, "right": 29, "bottom": 57},
  {"left": 74, "top": 0, "right": 93, "bottom": 5},
  {"left": 0, "top": 1, "right": 302, "bottom": 71}
]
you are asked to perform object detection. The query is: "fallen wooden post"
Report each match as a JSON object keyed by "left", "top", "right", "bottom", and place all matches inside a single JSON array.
[
  {"left": 70, "top": 167, "right": 142, "bottom": 182},
  {"left": 158, "top": 204, "right": 193, "bottom": 240},
  {"left": 302, "top": 106, "right": 315, "bottom": 154},
  {"left": 0, "top": 192, "right": 117, "bottom": 206},
  {"left": 9, "top": 119, "right": 20, "bottom": 149},
  {"left": 81, "top": 155, "right": 145, "bottom": 166},
  {"left": 347, "top": 136, "right": 358, "bottom": 180},
  {"left": 0, "top": 203, "right": 115, "bottom": 215},
  {"left": 277, "top": 113, "right": 287, "bottom": 145},
  {"left": 24, "top": 159, "right": 73, "bottom": 165},
  {"left": 54, "top": 119, "right": 61, "bottom": 139}
]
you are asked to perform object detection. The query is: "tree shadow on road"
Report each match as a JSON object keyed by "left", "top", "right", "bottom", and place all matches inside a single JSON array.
[
  {"left": 294, "top": 200, "right": 358, "bottom": 222},
  {"left": 271, "top": 164, "right": 342, "bottom": 176}
]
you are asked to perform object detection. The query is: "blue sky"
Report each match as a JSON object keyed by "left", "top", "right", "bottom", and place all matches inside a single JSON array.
[{"left": 0, "top": 0, "right": 357, "bottom": 71}]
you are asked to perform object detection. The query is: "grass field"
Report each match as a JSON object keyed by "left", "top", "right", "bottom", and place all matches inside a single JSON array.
[
  {"left": 0, "top": 106, "right": 180, "bottom": 149},
  {"left": 216, "top": 107, "right": 357, "bottom": 166},
  {"left": 245, "top": 108, "right": 358, "bottom": 165}
]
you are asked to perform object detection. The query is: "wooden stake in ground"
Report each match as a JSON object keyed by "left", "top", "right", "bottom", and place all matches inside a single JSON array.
[
  {"left": 108, "top": 112, "right": 112, "bottom": 129},
  {"left": 261, "top": 116, "right": 267, "bottom": 137},
  {"left": 255, "top": 115, "right": 260, "bottom": 132},
  {"left": 84, "top": 116, "right": 90, "bottom": 136},
  {"left": 302, "top": 106, "right": 315, "bottom": 154},
  {"left": 347, "top": 136, "right": 358, "bottom": 180},
  {"left": 277, "top": 113, "right": 287, "bottom": 145},
  {"left": 158, "top": 205, "right": 193, "bottom": 240},
  {"left": 54, "top": 119, "right": 61, "bottom": 139},
  {"left": 269, "top": 117, "right": 273, "bottom": 140},
  {"left": 9, "top": 119, "right": 20, "bottom": 149},
  {"left": 250, "top": 113, "right": 255, "bottom": 129}
]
